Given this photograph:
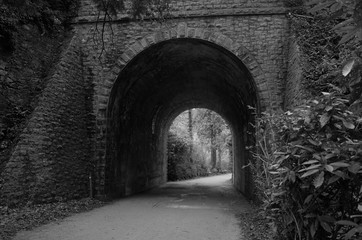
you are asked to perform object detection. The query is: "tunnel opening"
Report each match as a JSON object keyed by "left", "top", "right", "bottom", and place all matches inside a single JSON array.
[
  {"left": 105, "top": 38, "right": 258, "bottom": 199},
  {"left": 167, "top": 108, "right": 233, "bottom": 182}
]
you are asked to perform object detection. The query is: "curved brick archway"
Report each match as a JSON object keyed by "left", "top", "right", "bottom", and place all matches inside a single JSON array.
[
  {"left": 95, "top": 23, "right": 271, "bottom": 198},
  {"left": 105, "top": 23, "right": 272, "bottom": 109}
]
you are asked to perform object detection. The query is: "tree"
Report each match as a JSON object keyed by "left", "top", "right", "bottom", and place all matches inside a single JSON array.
[
  {"left": 193, "top": 109, "right": 231, "bottom": 171},
  {"left": 187, "top": 109, "right": 193, "bottom": 160}
]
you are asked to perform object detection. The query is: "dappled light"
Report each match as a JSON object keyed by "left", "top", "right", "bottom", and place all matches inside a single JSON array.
[{"left": 167, "top": 108, "right": 232, "bottom": 182}]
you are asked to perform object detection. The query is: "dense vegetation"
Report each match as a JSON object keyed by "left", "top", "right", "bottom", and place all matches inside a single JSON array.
[
  {"left": 1, "top": 0, "right": 361, "bottom": 238},
  {"left": 253, "top": 94, "right": 362, "bottom": 239},
  {"left": 167, "top": 109, "right": 232, "bottom": 181},
  {"left": 251, "top": 1, "right": 362, "bottom": 239},
  {"left": 0, "top": 0, "right": 81, "bottom": 173}
]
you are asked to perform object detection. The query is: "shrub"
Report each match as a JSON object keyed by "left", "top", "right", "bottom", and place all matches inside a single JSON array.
[
  {"left": 251, "top": 92, "right": 362, "bottom": 240},
  {"left": 167, "top": 132, "right": 208, "bottom": 181}
]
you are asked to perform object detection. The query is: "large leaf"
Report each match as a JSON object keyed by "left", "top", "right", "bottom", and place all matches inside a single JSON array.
[
  {"left": 313, "top": 172, "right": 324, "bottom": 188},
  {"left": 310, "top": 222, "right": 317, "bottom": 238},
  {"left": 333, "top": 18, "right": 354, "bottom": 31},
  {"left": 304, "top": 194, "right": 313, "bottom": 204},
  {"left": 342, "top": 59, "right": 355, "bottom": 77},
  {"left": 325, "top": 165, "right": 334, "bottom": 172},
  {"left": 299, "top": 164, "right": 321, "bottom": 172},
  {"left": 320, "top": 113, "right": 331, "bottom": 127},
  {"left": 295, "top": 145, "right": 315, "bottom": 153},
  {"left": 288, "top": 170, "right": 296, "bottom": 183},
  {"left": 339, "top": 27, "right": 358, "bottom": 45},
  {"left": 332, "top": 170, "right": 348, "bottom": 179},
  {"left": 308, "top": 139, "right": 320, "bottom": 146},
  {"left": 301, "top": 169, "right": 320, "bottom": 178},
  {"left": 324, "top": 153, "right": 336, "bottom": 160},
  {"left": 303, "top": 160, "right": 320, "bottom": 165},
  {"left": 348, "top": 162, "right": 360, "bottom": 174},
  {"left": 345, "top": 227, "right": 358, "bottom": 240},
  {"left": 336, "top": 220, "right": 358, "bottom": 226},
  {"left": 320, "top": 221, "right": 332, "bottom": 233},
  {"left": 328, "top": 175, "right": 340, "bottom": 185},
  {"left": 342, "top": 119, "right": 355, "bottom": 129},
  {"left": 330, "top": 162, "right": 350, "bottom": 168}
]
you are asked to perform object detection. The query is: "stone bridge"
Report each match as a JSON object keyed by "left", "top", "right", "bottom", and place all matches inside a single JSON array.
[{"left": 1, "top": 0, "right": 299, "bottom": 205}]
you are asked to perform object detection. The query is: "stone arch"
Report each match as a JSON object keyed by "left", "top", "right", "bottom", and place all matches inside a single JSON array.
[
  {"left": 95, "top": 22, "right": 270, "bottom": 198},
  {"left": 100, "top": 22, "right": 271, "bottom": 111}
]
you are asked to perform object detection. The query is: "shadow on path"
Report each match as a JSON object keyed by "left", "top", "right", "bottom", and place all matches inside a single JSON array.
[{"left": 14, "top": 174, "right": 252, "bottom": 240}]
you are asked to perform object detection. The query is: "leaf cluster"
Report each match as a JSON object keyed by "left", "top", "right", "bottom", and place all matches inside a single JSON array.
[
  {"left": 304, "top": 0, "right": 362, "bottom": 105},
  {"left": 193, "top": 109, "right": 231, "bottom": 151},
  {"left": 252, "top": 92, "right": 362, "bottom": 240},
  {"left": 289, "top": 14, "right": 345, "bottom": 95},
  {"left": 167, "top": 132, "right": 209, "bottom": 181},
  {"left": 0, "top": 0, "right": 79, "bottom": 31}
]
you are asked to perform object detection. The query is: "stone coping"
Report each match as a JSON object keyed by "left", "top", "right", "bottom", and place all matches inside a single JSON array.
[{"left": 74, "top": 7, "right": 288, "bottom": 24}]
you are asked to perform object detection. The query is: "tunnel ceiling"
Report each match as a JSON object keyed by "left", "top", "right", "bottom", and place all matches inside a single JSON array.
[{"left": 109, "top": 38, "right": 258, "bottom": 128}]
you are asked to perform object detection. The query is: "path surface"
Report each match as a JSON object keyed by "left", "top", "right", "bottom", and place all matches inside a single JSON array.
[{"left": 14, "top": 174, "right": 251, "bottom": 240}]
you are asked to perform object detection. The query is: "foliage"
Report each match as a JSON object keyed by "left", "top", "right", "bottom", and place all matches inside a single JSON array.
[
  {"left": 169, "top": 109, "right": 232, "bottom": 172},
  {"left": 0, "top": 0, "right": 78, "bottom": 64},
  {"left": 193, "top": 109, "right": 231, "bottom": 170},
  {"left": 194, "top": 109, "right": 231, "bottom": 151},
  {"left": 0, "top": 1, "right": 79, "bottom": 176},
  {"left": 167, "top": 132, "right": 208, "bottom": 181},
  {"left": 305, "top": 0, "right": 362, "bottom": 104},
  {"left": 0, "top": 0, "right": 79, "bottom": 33},
  {"left": 0, "top": 198, "right": 104, "bottom": 240},
  {"left": 252, "top": 92, "right": 362, "bottom": 240},
  {"left": 289, "top": 14, "right": 343, "bottom": 95},
  {"left": 92, "top": 0, "right": 170, "bottom": 18},
  {"left": 307, "top": 0, "right": 362, "bottom": 46}
]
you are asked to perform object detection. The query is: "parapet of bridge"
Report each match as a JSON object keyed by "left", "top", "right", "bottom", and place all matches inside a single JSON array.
[{"left": 0, "top": 0, "right": 302, "bottom": 206}]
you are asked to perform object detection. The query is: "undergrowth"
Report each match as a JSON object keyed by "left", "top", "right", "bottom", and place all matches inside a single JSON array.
[{"left": 251, "top": 92, "right": 362, "bottom": 240}]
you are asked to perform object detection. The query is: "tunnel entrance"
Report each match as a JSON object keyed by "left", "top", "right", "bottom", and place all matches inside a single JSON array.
[
  {"left": 167, "top": 108, "right": 232, "bottom": 182},
  {"left": 106, "top": 38, "right": 258, "bottom": 199}
]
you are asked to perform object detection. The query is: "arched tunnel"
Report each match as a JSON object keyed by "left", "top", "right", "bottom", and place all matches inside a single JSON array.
[{"left": 105, "top": 38, "right": 259, "bottom": 199}]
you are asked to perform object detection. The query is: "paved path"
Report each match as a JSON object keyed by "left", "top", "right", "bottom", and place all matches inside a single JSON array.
[{"left": 14, "top": 174, "right": 251, "bottom": 240}]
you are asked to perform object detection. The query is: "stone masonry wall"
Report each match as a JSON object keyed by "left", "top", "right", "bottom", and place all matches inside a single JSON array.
[
  {"left": 76, "top": 4, "right": 290, "bottom": 195},
  {"left": 78, "top": 0, "right": 287, "bottom": 20},
  {"left": 0, "top": 25, "right": 67, "bottom": 173},
  {"left": 77, "top": 14, "right": 289, "bottom": 113},
  {"left": 1, "top": 0, "right": 291, "bottom": 203},
  {"left": 0, "top": 32, "right": 94, "bottom": 206}
]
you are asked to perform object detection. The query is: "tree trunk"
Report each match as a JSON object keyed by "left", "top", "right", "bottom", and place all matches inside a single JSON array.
[
  {"left": 228, "top": 142, "right": 233, "bottom": 171},
  {"left": 210, "top": 124, "right": 216, "bottom": 169},
  {"left": 188, "top": 109, "right": 193, "bottom": 162},
  {"left": 217, "top": 147, "right": 222, "bottom": 170}
]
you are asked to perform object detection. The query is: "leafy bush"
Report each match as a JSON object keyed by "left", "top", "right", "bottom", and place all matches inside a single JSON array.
[
  {"left": 251, "top": 92, "right": 362, "bottom": 240},
  {"left": 167, "top": 132, "right": 208, "bottom": 181}
]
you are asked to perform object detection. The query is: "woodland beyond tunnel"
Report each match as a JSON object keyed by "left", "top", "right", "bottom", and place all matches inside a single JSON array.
[{"left": 105, "top": 39, "right": 259, "bottom": 199}]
